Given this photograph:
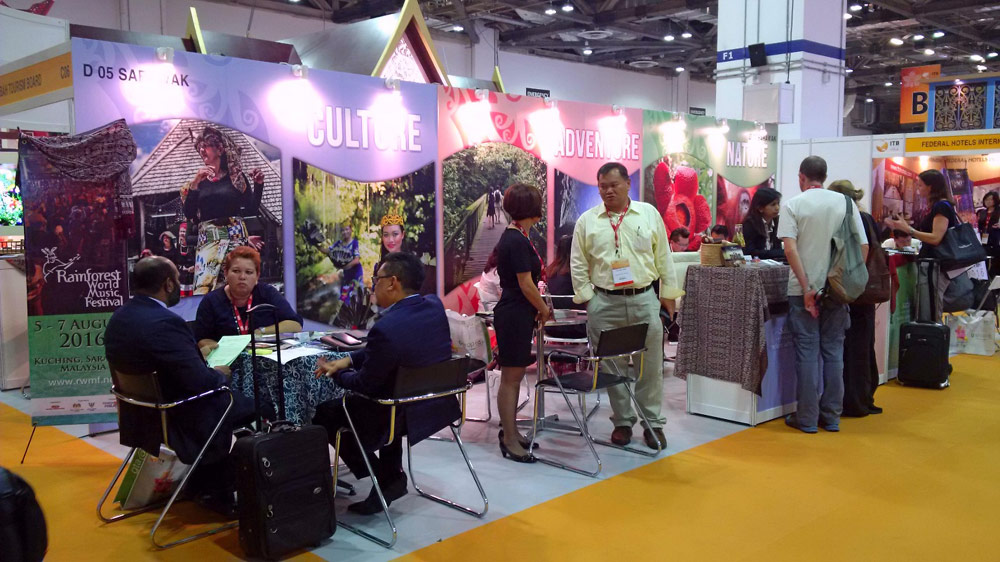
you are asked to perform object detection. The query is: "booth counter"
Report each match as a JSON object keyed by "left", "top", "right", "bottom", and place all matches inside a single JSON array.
[{"left": 674, "top": 264, "right": 796, "bottom": 426}]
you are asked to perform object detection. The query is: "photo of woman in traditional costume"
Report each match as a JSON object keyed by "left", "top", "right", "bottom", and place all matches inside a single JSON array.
[
  {"left": 181, "top": 126, "right": 265, "bottom": 295},
  {"left": 327, "top": 222, "right": 363, "bottom": 304}
]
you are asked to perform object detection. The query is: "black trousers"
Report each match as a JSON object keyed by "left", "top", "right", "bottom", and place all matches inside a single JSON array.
[
  {"left": 312, "top": 400, "right": 404, "bottom": 482},
  {"left": 842, "top": 303, "right": 878, "bottom": 416}
]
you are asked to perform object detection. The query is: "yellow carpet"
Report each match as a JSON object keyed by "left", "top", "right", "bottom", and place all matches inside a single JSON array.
[
  {"left": 0, "top": 404, "right": 320, "bottom": 561},
  {"left": 402, "top": 354, "right": 1000, "bottom": 562}
]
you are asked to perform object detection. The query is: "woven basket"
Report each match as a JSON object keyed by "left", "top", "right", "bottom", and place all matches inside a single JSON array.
[{"left": 700, "top": 243, "right": 725, "bottom": 266}]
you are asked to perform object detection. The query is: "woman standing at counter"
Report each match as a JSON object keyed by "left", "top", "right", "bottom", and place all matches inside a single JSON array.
[
  {"left": 978, "top": 191, "right": 999, "bottom": 277},
  {"left": 828, "top": 180, "right": 882, "bottom": 417},
  {"left": 493, "top": 184, "right": 549, "bottom": 464}
]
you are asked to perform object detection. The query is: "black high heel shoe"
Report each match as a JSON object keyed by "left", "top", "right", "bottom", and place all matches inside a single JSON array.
[
  {"left": 498, "top": 429, "right": 539, "bottom": 450},
  {"left": 498, "top": 438, "right": 537, "bottom": 463}
]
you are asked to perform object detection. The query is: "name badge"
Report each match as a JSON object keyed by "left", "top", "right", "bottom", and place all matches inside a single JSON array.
[
  {"left": 982, "top": 232, "right": 989, "bottom": 244},
  {"left": 611, "top": 259, "right": 634, "bottom": 287}
]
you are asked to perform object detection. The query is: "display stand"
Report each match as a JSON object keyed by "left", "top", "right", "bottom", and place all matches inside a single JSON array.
[{"left": 685, "top": 312, "right": 797, "bottom": 426}]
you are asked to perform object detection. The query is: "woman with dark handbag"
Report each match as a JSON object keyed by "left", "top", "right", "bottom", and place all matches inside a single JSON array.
[
  {"left": 887, "top": 169, "right": 979, "bottom": 313},
  {"left": 828, "top": 181, "right": 882, "bottom": 416}
]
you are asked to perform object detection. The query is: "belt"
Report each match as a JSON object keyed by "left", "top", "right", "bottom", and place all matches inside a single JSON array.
[{"left": 594, "top": 284, "right": 652, "bottom": 296}]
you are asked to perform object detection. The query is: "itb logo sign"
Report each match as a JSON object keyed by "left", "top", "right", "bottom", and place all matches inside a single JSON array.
[{"left": 873, "top": 136, "right": 905, "bottom": 157}]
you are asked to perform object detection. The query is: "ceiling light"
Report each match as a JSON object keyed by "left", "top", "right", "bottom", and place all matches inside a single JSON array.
[
  {"left": 976, "top": 65, "right": 987, "bottom": 72},
  {"left": 989, "top": 52, "right": 999, "bottom": 58},
  {"left": 843, "top": 13, "right": 852, "bottom": 19},
  {"left": 970, "top": 54, "right": 985, "bottom": 62},
  {"left": 913, "top": 34, "right": 925, "bottom": 41},
  {"left": 583, "top": 47, "right": 593, "bottom": 55},
  {"left": 849, "top": 3, "right": 863, "bottom": 11},
  {"left": 954, "top": 79, "right": 963, "bottom": 84},
  {"left": 561, "top": 2, "right": 574, "bottom": 12},
  {"left": 932, "top": 31, "right": 945, "bottom": 38},
  {"left": 675, "top": 66, "right": 685, "bottom": 72},
  {"left": 663, "top": 34, "right": 675, "bottom": 41},
  {"left": 681, "top": 31, "right": 692, "bottom": 39},
  {"left": 545, "top": 7, "right": 557, "bottom": 15},
  {"left": 884, "top": 81, "right": 893, "bottom": 87},
  {"left": 845, "top": 68, "right": 854, "bottom": 73},
  {"left": 452, "top": 24, "right": 464, "bottom": 32},
  {"left": 924, "top": 48, "right": 935, "bottom": 56},
  {"left": 889, "top": 37, "right": 904, "bottom": 46},
  {"left": 865, "top": 97, "right": 874, "bottom": 103}
]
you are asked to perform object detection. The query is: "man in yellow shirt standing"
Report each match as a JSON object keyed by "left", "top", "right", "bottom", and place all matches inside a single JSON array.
[{"left": 570, "top": 162, "right": 684, "bottom": 450}]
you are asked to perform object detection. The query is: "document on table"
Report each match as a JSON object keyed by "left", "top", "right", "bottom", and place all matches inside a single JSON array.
[{"left": 206, "top": 335, "right": 252, "bottom": 368}]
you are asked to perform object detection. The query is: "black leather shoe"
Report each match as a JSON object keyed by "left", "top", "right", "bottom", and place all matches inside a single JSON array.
[
  {"left": 868, "top": 405, "right": 883, "bottom": 414},
  {"left": 347, "top": 474, "right": 408, "bottom": 516}
]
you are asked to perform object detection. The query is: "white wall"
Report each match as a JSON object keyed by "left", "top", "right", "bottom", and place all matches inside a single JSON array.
[{"left": 32, "top": 0, "right": 715, "bottom": 113}]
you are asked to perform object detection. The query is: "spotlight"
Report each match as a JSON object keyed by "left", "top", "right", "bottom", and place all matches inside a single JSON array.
[
  {"left": 681, "top": 31, "right": 692, "bottom": 39},
  {"left": 384, "top": 77, "right": 401, "bottom": 90},
  {"left": 544, "top": 6, "right": 556, "bottom": 15},
  {"left": 155, "top": 46, "right": 174, "bottom": 63},
  {"left": 924, "top": 48, "right": 935, "bottom": 56},
  {"left": 845, "top": 68, "right": 854, "bottom": 73},
  {"left": 843, "top": 13, "right": 852, "bottom": 19},
  {"left": 970, "top": 54, "right": 985, "bottom": 62},
  {"left": 452, "top": 24, "right": 464, "bottom": 32},
  {"left": 849, "top": 3, "right": 863, "bottom": 11},
  {"left": 561, "top": 2, "right": 573, "bottom": 12},
  {"left": 932, "top": 31, "right": 945, "bottom": 38},
  {"left": 976, "top": 65, "right": 988, "bottom": 72},
  {"left": 913, "top": 34, "right": 925, "bottom": 41},
  {"left": 889, "top": 37, "right": 904, "bottom": 46},
  {"left": 865, "top": 97, "right": 874, "bottom": 103},
  {"left": 675, "top": 66, "right": 685, "bottom": 73},
  {"left": 716, "top": 118, "right": 729, "bottom": 133},
  {"left": 583, "top": 47, "right": 593, "bottom": 55},
  {"left": 663, "top": 34, "right": 675, "bottom": 41},
  {"left": 291, "top": 64, "right": 308, "bottom": 79},
  {"left": 989, "top": 52, "right": 999, "bottom": 58},
  {"left": 954, "top": 79, "right": 963, "bottom": 84},
  {"left": 884, "top": 81, "right": 893, "bottom": 87}
]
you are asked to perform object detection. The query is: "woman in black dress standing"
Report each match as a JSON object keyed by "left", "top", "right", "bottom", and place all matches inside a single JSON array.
[{"left": 493, "top": 183, "right": 549, "bottom": 463}]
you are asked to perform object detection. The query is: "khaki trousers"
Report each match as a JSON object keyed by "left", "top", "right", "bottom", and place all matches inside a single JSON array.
[{"left": 586, "top": 289, "right": 665, "bottom": 429}]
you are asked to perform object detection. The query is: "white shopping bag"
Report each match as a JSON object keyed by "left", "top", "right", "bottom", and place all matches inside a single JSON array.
[
  {"left": 958, "top": 311, "right": 997, "bottom": 357},
  {"left": 944, "top": 314, "right": 966, "bottom": 355},
  {"left": 113, "top": 447, "right": 191, "bottom": 510},
  {"left": 446, "top": 309, "right": 492, "bottom": 364}
]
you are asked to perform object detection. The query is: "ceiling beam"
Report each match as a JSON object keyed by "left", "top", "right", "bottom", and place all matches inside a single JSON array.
[
  {"left": 451, "top": 0, "right": 480, "bottom": 44},
  {"left": 872, "top": 0, "right": 1000, "bottom": 51},
  {"left": 330, "top": 0, "right": 403, "bottom": 23},
  {"left": 497, "top": 0, "right": 711, "bottom": 43},
  {"left": 516, "top": 40, "right": 693, "bottom": 50}
]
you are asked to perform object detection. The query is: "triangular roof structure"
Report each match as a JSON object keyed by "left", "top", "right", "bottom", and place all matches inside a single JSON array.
[
  {"left": 130, "top": 119, "right": 281, "bottom": 223},
  {"left": 283, "top": 0, "right": 450, "bottom": 85}
]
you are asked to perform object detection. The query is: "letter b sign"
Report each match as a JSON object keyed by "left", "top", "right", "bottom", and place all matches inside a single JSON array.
[{"left": 912, "top": 92, "right": 928, "bottom": 116}]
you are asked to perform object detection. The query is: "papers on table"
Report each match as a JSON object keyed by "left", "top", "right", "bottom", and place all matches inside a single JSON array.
[
  {"left": 254, "top": 345, "right": 330, "bottom": 365},
  {"left": 206, "top": 335, "right": 252, "bottom": 368}
]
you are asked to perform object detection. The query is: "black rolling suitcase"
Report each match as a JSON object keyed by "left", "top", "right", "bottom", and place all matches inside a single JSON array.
[
  {"left": 897, "top": 259, "right": 951, "bottom": 389},
  {"left": 0, "top": 467, "right": 47, "bottom": 562},
  {"left": 233, "top": 308, "right": 336, "bottom": 560}
]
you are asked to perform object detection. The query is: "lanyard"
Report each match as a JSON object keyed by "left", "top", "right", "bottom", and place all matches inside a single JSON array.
[
  {"left": 606, "top": 200, "right": 630, "bottom": 255},
  {"left": 513, "top": 223, "right": 546, "bottom": 283},
  {"left": 232, "top": 293, "right": 254, "bottom": 335}
]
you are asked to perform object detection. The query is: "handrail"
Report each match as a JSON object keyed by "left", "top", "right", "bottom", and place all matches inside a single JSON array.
[{"left": 444, "top": 193, "right": 489, "bottom": 252}]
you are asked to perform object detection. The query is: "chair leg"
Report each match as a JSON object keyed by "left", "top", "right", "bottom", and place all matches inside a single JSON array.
[
  {"left": 592, "top": 383, "right": 663, "bottom": 458},
  {"left": 96, "top": 448, "right": 163, "bottom": 523},
  {"left": 530, "top": 380, "right": 602, "bottom": 478},
  {"left": 333, "top": 407, "right": 398, "bottom": 549},
  {"left": 406, "top": 427, "right": 488, "bottom": 518},
  {"left": 467, "top": 370, "right": 492, "bottom": 423},
  {"left": 149, "top": 398, "right": 238, "bottom": 549}
]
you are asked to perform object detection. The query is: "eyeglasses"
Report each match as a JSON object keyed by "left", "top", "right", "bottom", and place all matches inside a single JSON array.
[{"left": 371, "top": 274, "right": 394, "bottom": 286}]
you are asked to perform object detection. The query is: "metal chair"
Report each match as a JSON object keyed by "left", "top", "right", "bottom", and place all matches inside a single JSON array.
[
  {"left": 97, "top": 369, "right": 237, "bottom": 549},
  {"left": 530, "top": 323, "right": 662, "bottom": 477},
  {"left": 332, "top": 356, "right": 488, "bottom": 548}
]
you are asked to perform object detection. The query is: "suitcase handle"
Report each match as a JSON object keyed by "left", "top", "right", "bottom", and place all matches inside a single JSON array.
[{"left": 248, "top": 303, "right": 285, "bottom": 430}]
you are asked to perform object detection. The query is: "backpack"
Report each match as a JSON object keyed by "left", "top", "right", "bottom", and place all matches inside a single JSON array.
[
  {"left": 854, "top": 212, "right": 891, "bottom": 305},
  {"left": 824, "top": 194, "right": 869, "bottom": 305},
  {"left": 0, "top": 467, "right": 47, "bottom": 562}
]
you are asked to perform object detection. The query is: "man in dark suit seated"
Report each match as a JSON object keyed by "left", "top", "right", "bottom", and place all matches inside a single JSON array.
[
  {"left": 313, "top": 252, "right": 455, "bottom": 515},
  {"left": 104, "top": 256, "right": 253, "bottom": 516}
]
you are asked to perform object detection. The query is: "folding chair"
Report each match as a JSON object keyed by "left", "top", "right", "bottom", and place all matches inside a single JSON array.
[
  {"left": 97, "top": 369, "right": 237, "bottom": 549},
  {"left": 332, "top": 356, "right": 488, "bottom": 548},
  {"left": 539, "top": 298, "right": 600, "bottom": 426},
  {"left": 530, "top": 323, "right": 662, "bottom": 477}
]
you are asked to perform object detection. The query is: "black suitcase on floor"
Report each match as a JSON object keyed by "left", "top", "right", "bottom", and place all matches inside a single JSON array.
[
  {"left": 234, "top": 424, "right": 336, "bottom": 560},
  {"left": 0, "top": 467, "right": 47, "bottom": 562},
  {"left": 234, "top": 309, "right": 335, "bottom": 560},
  {"left": 897, "top": 259, "right": 951, "bottom": 389}
]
